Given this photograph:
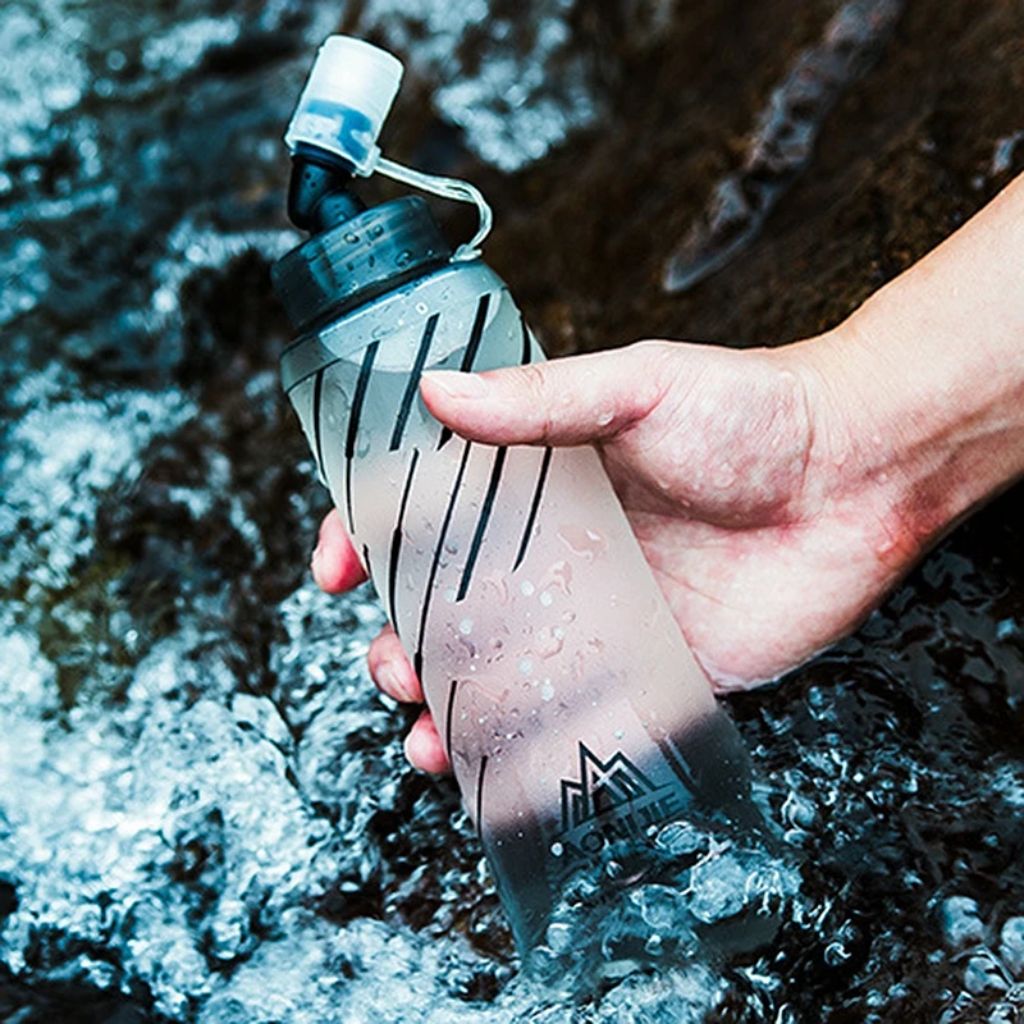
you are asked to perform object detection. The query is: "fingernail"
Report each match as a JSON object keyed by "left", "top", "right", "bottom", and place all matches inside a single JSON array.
[
  {"left": 422, "top": 370, "right": 489, "bottom": 399},
  {"left": 378, "top": 660, "right": 411, "bottom": 702},
  {"left": 402, "top": 729, "right": 419, "bottom": 769}
]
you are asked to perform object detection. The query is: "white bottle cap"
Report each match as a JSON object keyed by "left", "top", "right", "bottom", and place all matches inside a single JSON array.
[{"left": 284, "top": 36, "right": 404, "bottom": 174}]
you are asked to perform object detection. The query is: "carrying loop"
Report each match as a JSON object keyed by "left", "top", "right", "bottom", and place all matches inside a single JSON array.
[{"left": 368, "top": 155, "right": 493, "bottom": 261}]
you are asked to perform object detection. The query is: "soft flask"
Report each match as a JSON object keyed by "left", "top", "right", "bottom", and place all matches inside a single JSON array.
[{"left": 272, "top": 37, "right": 764, "bottom": 957}]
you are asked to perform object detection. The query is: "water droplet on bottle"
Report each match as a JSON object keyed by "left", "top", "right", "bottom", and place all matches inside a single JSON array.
[
  {"left": 535, "top": 628, "right": 564, "bottom": 660},
  {"left": 396, "top": 249, "right": 413, "bottom": 268},
  {"left": 557, "top": 525, "right": 607, "bottom": 561},
  {"left": 543, "top": 560, "right": 574, "bottom": 596},
  {"left": 343, "top": 231, "right": 359, "bottom": 244},
  {"left": 458, "top": 618, "right": 473, "bottom": 636}
]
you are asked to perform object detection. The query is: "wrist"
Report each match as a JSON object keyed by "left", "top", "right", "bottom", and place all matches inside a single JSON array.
[{"left": 795, "top": 293, "right": 1024, "bottom": 560}]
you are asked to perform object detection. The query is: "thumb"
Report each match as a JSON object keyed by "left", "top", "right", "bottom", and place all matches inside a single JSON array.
[{"left": 420, "top": 341, "right": 673, "bottom": 447}]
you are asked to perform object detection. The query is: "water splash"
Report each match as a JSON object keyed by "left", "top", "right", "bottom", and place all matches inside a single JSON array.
[{"left": 350, "top": 0, "right": 601, "bottom": 171}]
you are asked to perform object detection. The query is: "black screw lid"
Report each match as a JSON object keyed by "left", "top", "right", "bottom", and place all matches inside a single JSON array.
[{"left": 271, "top": 196, "right": 452, "bottom": 332}]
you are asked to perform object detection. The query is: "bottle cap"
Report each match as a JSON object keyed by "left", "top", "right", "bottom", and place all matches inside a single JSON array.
[{"left": 284, "top": 36, "right": 404, "bottom": 173}]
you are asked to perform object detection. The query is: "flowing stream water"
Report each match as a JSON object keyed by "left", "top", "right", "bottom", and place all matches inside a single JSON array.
[{"left": 2, "top": 1, "right": 1024, "bottom": 1021}]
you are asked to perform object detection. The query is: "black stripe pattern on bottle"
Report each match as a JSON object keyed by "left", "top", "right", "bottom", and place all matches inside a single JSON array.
[
  {"left": 387, "top": 448, "right": 421, "bottom": 629},
  {"left": 312, "top": 368, "right": 326, "bottom": 480},
  {"left": 412, "top": 439, "right": 474, "bottom": 679},
  {"left": 344, "top": 341, "right": 380, "bottom": 534},
  {"left": 390, "top": 314, "right": 440, "bottom": 451},
  {"left": 456, "top": 446, "right": 507, "bottom": 602},
  {"left": 443, "top": 679, "right": 459, "bottom": 768},
  {"left": 475, "top": 755, "right": 489, "bottom": 833},
  {"left": 437, "top": 293, "right": 491, "bottom": 450},
  {"left": 512, "top": 446, "right": 553, "bottom": 571},
  {"left": 657, "top": 737, "right": 696, "bottom": 789},
  {"left": 520, "top": 315, "right": 532, "bottom": 365}
]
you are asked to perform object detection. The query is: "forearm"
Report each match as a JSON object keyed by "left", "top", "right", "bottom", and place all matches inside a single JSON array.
[{"left": 801, "top": 172, "right": 1024, "bottom": 551}]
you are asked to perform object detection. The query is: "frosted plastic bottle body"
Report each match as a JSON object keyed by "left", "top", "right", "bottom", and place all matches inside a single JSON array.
[{"left": 281, "top": 258, "right": 757, "bottom": 950}]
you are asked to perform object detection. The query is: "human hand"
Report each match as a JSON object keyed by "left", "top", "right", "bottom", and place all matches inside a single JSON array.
[{"left": 311, "top": 328, "right": 929, "bottom": 772}]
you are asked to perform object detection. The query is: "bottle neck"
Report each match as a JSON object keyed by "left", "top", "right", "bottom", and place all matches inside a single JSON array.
[
  {"left": 272, "top": 151, "right": 453, "bottom": 333},
  {"left": 286, "top": 147, "right": 367, "bottom": 234}
]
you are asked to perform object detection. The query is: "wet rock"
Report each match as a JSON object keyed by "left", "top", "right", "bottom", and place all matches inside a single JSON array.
[{"left": 662, "top": 0, "right": 906, "bottom": 293}]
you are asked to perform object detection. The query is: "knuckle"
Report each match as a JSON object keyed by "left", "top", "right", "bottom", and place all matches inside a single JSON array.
[
  {"left": 630, "top": 338, "right": 674, "bottom": 366},
  {"left": 516, "top": 362, "right": 549, "bottom": 401}
]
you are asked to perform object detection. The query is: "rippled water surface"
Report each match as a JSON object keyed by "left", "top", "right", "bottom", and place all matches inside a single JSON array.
[{"left": 2, "top": 1, "right": 1024, "bottom": 1021}]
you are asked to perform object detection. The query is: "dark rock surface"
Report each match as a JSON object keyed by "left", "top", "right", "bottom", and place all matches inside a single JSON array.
[{"left": 1, "top": 0, "right": 1023, "bottom": 1021}]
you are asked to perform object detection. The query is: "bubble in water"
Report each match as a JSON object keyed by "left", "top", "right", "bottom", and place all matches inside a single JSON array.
[
  {"left": 545, "top": 921, "right": 573, "bottom": 953},
  {"left": 824, "top": 941, "right": 852, "bottom": 966},
  {"left": 781, "top": 790, "right": 817, "bottom": 833},
  {"left": 633, "top": 884, "right": 688, "bottom": 932},
  {"left": 656, "top": 821, "right": 706, "bottom": 856},
  {"left": 688, "top": 852, "right": 749, "bottom": 924}
]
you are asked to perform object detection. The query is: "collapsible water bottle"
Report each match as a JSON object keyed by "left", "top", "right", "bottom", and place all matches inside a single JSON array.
[{"left": 272, "top": 36, "right": 765, "bottom": 958}]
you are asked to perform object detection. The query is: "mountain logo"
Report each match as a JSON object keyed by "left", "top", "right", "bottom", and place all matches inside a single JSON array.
[{"left": 559, "top": 742, "right": 661, "bottom": 832}]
